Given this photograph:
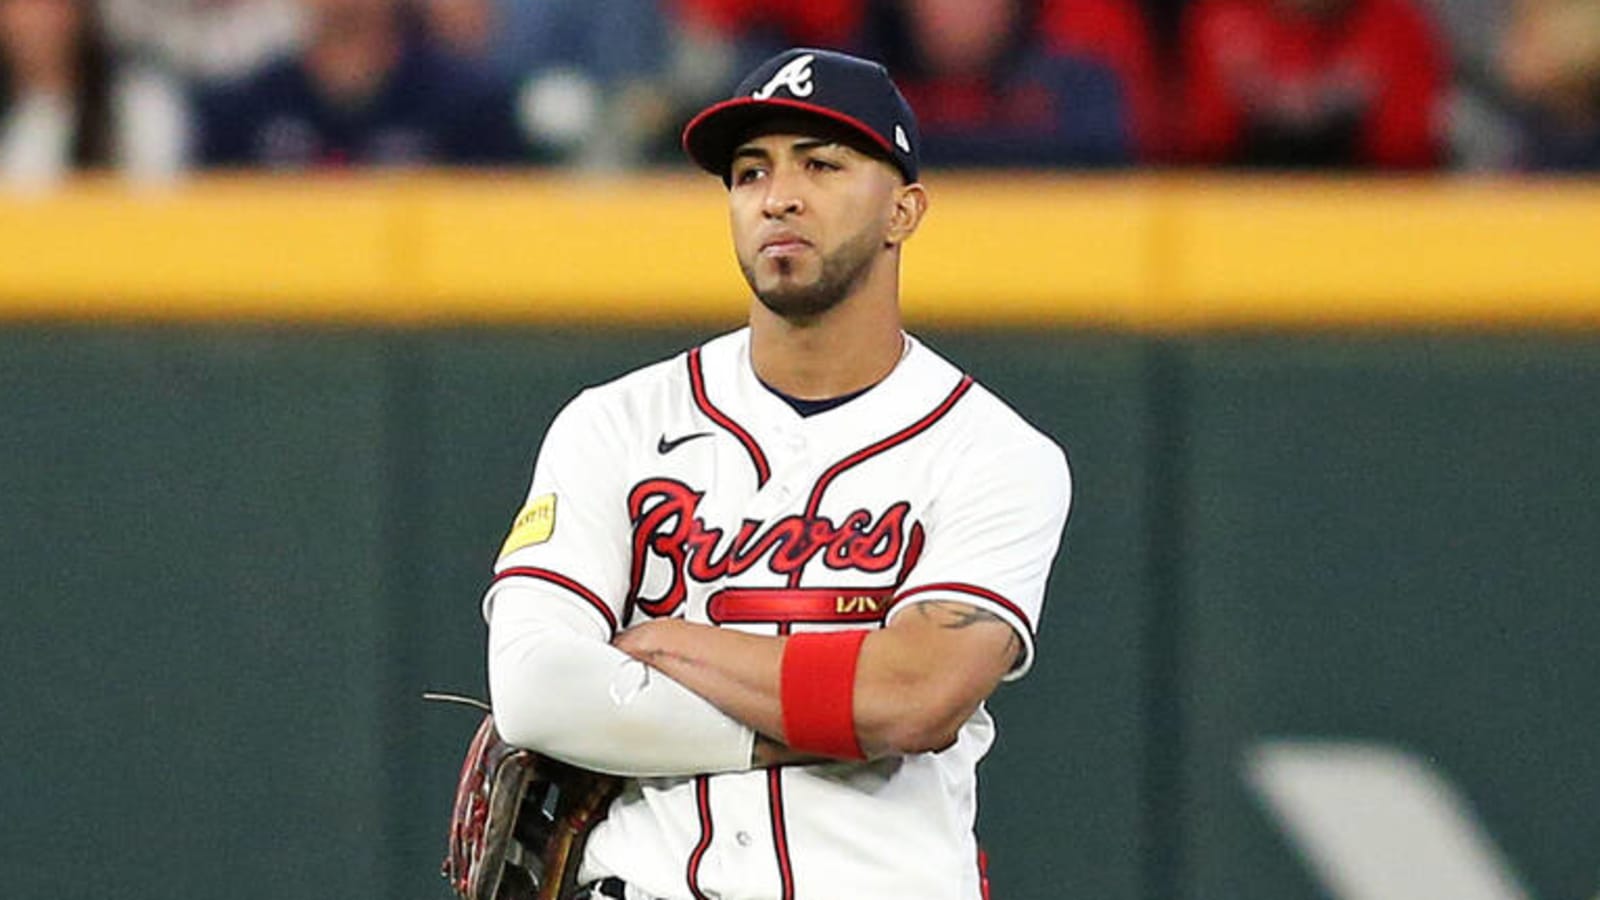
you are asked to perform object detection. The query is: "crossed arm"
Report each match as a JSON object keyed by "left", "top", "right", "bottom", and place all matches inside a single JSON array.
[
  {"left": 487, "top": 586, "right": 1023, "bottom": 773},
  {"left": 612, "top": 600, "right": 1022, "bottom": 762}
]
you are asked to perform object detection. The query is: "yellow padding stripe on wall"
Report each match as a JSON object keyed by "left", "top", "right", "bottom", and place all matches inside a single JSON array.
[{"left": 0, "top": 173, "right": 1596, "bottom": 330}]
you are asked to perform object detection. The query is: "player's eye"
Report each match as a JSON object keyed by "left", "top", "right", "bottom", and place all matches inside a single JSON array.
[
  {"left": 806, "top": 158, "right": 841, "bottom": 173},
  {"left": 733, "top": 165, "right": 766, "bottom": 185}
]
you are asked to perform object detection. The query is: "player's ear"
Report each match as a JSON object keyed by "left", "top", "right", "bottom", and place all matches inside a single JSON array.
[{"left": 885, "top": 182, "right": 928, "bottom": 248}]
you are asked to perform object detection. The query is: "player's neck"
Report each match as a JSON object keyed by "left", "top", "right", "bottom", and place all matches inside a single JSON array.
[{"left": 749, "top": 286, "right": 905, "bottom": 401}]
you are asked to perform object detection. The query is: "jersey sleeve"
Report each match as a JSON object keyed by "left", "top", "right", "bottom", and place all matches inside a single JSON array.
[
  {"left": 887, "top": 430, "right": 1072, "bottom": 680},
  {"left": 488, "top": 581, "right": 756, "bottom": 776},
  {"left": 484, "top": 389, "right": 635, "bottom": 636}
]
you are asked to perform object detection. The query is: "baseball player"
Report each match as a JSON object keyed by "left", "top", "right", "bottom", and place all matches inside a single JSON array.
[{"left": 484, "top": 47, "right": 1072, "bottom": 900}]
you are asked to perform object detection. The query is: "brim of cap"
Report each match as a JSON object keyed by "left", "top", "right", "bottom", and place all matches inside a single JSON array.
[{"left": 681, "top": 97, "right": 907, "bottom": 182}]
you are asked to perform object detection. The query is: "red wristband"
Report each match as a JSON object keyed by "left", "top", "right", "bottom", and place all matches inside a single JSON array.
[{"left": 780, "top": 630, "right": 869, "bottom": 760}]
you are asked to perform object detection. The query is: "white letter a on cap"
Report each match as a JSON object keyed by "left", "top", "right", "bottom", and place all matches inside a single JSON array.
[{"left": 754, "top": 54, "right": 815, "bottom": 100}]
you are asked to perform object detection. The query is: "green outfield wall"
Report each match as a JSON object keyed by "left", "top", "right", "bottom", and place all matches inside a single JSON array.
[{"left": 2, "top": 327, "right": 1596, "bottom": 900}]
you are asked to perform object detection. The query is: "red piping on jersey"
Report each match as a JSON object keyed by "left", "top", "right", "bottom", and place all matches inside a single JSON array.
[
  {"left": 686, "top": 775, "right": 713, "bottom": 900},
  {"left": 768, "top": 766, "right": 796, "bottom": 900},
  {"left": 789, "top": 376, "right": 975, "bottom": 589},
  {"left": 893, "top": 582, "right": 1035, "bottom": 636},
  {"left": 762, "top": 622, "right": 799, "bottom": 899},
  {"left": 492, "top": 566, "right": 618, "bottom": 636},
  {"left": 688, "top": 347, "right": 771, "bottom": 488}
]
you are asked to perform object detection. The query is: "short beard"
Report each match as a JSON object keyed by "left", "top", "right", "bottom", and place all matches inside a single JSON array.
[{"left": 741, "top": 226, "right": 881, "bottom": 323}]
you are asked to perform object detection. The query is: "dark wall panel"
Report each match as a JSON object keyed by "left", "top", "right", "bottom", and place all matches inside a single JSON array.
[
  {"left": 7, "top": 325, "right": 1596, "bottom": 900},
  {"left": 1177, "top": 338, "right": 1600, "bottom": 900},
  {"left": 928, "top": 331, "right": 1152, "bottom": 900},
  {"left": 0, "top": 329, "right": 392, "bottom": 900}
]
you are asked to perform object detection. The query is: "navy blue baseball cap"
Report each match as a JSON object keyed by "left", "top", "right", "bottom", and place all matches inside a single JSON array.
[{"left": 682, "top": 48, "right": 921, "bottom": 184}]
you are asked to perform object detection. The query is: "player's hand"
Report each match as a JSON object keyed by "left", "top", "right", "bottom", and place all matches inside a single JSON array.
[
  {"left": 611, "top": 617, "right": 696, "bottom": 667},
  {"left": 751, "top": 734, "right": 830, "bottom": 768}
]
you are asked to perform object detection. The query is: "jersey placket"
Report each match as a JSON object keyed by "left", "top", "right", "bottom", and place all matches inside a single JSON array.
[{"left": 683, "top": 346, "right": 822, "bottom": 900}]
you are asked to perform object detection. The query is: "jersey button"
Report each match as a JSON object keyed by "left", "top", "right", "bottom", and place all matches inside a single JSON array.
[{"left": 735, "top": 830, "right": 753, "bottom": 847}]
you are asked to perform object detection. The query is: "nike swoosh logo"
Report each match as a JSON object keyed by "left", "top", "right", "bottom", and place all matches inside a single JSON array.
[{"left": 657, "top": 431, "right": 714, "bottom": 454}]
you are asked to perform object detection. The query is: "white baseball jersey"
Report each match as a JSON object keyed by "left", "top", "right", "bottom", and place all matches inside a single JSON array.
[{"left": 488, "top": 328, "right": 1071, "bottom": 900}]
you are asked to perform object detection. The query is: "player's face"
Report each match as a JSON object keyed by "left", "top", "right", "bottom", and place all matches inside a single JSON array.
[{"left": 727, "top": 126, "right": 904, "bottom": 322}]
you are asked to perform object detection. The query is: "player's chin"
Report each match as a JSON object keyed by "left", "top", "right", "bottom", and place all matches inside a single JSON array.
[
  {"left": 754, "top": 282, "right": 846, "bottom": 321},
  {"left": 755, "top": 265, "right": 811, "bottom": 294}
]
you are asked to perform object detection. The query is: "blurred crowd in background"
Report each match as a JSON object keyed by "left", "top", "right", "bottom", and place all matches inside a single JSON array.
[{"left": 1, "top": 0, "right": 1597, "bottom": 191}]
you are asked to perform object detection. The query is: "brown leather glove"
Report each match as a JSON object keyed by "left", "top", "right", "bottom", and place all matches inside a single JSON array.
[{"left": 443, "top": 714, "right": 623, "bottom": 900}]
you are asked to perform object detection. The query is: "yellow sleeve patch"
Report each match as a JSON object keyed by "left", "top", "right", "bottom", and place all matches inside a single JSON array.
[{"left": 499, "top": 493, "right": 557, "bottom": 558}]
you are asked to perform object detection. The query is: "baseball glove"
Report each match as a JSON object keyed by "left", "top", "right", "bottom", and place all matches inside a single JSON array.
[{"left": 442, "top": 712, "right": 623, "bottom": 900}]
